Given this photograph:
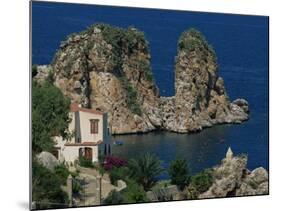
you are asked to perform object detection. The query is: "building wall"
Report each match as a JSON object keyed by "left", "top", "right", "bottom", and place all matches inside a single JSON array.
[
  {"left": 62, "top": 145, "right": 98, "bottom": 163},
  {"left": 54, "top": 109, "right": 106, "bottom": 164},
  {"left": 53, "top": 138, "right": 99, "bottom": 163},
  {"left": 79, "top": 111, "right": 103, "bottom": 143}
]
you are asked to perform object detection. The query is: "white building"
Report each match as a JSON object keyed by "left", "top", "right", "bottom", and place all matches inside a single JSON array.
[{"left": 54, "top": 103, "right": 108, "bottom": 165}]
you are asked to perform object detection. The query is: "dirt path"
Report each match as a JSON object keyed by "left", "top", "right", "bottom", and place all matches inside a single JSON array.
[{"left": 74, "top": 166, "right": 120, "bottom": 206}]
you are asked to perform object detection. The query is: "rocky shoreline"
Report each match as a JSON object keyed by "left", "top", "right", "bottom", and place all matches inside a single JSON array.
[
  {"left": 34, "top": 24, "right": 249, "bottom": 134},
  {"left": 198, "top": 148, "right": 268, "bottom": 198}
]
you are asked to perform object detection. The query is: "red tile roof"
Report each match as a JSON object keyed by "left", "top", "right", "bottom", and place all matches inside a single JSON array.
[
  {"left": 65, "top": 140, "right": 103, "bottom": 146},
  {"left": 70, "top": 103, "right": 104, "bottom": 115}
]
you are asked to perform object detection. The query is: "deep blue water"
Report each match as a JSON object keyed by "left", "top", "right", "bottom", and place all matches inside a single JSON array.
[{"left": 32, "top": 2, "right": 269, "bottom": 178}]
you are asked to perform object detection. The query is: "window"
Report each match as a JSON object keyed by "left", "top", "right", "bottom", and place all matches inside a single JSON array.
[{"left": 90, "top": 119, "right": 99, "bottom": 134}]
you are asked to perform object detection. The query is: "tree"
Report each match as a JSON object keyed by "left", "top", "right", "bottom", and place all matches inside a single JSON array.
[
  {"left": 128, "top": 153, "right": 163, "bottom": 191},
  {"left": 168, "top": 157, "right": 190, "bottom": 190},
  {"left": 32, "top": 81, "right": 71, "bottom": 153},
  {"left": 190, "top": 169, "right": 213, "bottom": 193},
  {"left": 103, "top": 190, "right": 125, "bottom": 205},
  {"left": 32, "top": 159, "right": 69, "bottom": 209},
  {"left": 122, "top": 180, "right": 149, "bottom": 203}
]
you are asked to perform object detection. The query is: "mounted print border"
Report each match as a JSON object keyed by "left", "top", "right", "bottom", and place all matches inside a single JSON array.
[{"left": 30, "top": 1, "right": 269, "bottom": 210}]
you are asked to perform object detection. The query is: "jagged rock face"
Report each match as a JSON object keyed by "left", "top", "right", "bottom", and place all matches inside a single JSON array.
[
  {"left": 236, "top": 167, "right": 269, "bottom": 196},
  {"left": 51, "top": 24, "right": 161, "bottom": 134},
  {"left": 162, "top": 29, "right": 249, "bottom": 133},
  {"left": 199, "top": 151, "right": 268, "bottom": 198},
  {"left": 48, "top": 25, "right": 249, "bottom": 134}
]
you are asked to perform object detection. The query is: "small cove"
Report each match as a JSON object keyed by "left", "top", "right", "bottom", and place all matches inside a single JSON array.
[{"left": 32, "top": 2, "right": 269, "bottom": 180}]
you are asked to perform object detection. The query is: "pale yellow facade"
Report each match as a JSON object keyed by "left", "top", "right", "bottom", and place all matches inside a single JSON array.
[{"left": 54, "top": 104, "right": 107, "bottom": 165}]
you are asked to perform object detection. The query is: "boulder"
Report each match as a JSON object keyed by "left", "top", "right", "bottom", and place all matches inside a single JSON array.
[
  {"left": 36, "top": 151, "right": 59, "bottom": 172},
  {"left": 233, "top": 98, "right": 249, "bottom": 114},
  {"left": 116, "top": 180, "right": 127, "bottom": 191}
]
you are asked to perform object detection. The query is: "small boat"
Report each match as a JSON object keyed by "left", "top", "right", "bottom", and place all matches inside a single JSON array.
[{"left": 113, "top": 140, "right": 124, "bottom": 146}]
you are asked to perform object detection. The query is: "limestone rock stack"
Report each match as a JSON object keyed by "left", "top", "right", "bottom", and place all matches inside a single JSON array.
[{"left": 37, "top": 24, "right": 249, "bottom": 134}]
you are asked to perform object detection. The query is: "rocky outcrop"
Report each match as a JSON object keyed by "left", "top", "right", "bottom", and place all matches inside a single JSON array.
[
  {"left": 199, "top": 148, "right": 269, "bottom": 198},
  {"left": 39, "top": 24, "right": 249, "bottom": 134},
  {"left": 161, "top": 29, "right": 249, "bottom": 133},
  {"left": 33, "top": 65, "right": 52, "bottom": 84},
  {"left": 36, "top": 151, "right": 59, "bottom": 172},
  {"left": 50, "top": 24, "right": 161, "bottom": 134}
]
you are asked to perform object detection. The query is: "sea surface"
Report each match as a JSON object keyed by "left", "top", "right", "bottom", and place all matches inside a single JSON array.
[{"left": 32, "top": 2, "right": 269, "bottom": 179}]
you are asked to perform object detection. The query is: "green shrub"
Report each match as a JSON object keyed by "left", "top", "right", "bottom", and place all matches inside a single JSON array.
[
  {"left": 103, "top": 190, "right": 125, "bottom": 205},
  {"left": 78, "top": 156, "right": 94, "bottom": 168},
  {"left": 72, "top": 179, "right": 83, "bottom": 195},
  {"left": 190, "top": 169, "right": 214, "bottom": 193},
  {"left": 54, "top": 164, "right": 70, "bottom": 185},
  {"left": 138, "top": 59, "right": 154, "bottom": 82},
  {"left": 119, "top": 76, "right": 142, "bottom": 115},
  {"left": 32, "top": 159, "right": 69, "bottom": 209},
  {"left": 168, "top": 157, "right": 190, "bottom": 190},
  {"left": 128, "top": 153, "right": 164, "bottom": 191},
  {"left": 109, "top": 166, "right": 130, "bottom": 186},
  {"left": 85, "top": 23, "right": 150, "bottom": 73},
  {"left": 178, "top": 28, "right": 217, "bottom": 61},
  {"left": 185, "top": 185, "right": 199, "bottom": 199},
  {"left": 122, "top": 180, "right": 149, "bottom": 203}
]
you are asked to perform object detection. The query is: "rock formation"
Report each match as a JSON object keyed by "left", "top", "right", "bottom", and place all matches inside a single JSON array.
[
  {"left": 160, "top": 29, "right": 249, "bottom": 132},
  {"left": 36, "top": 151, "right": 59, "bottom": 172},
  {"left": 199, "top": 148, "right": 268, "bottom": 198},
  {"left": 36, "top": 24, "right": 249, "bottom": 134}
]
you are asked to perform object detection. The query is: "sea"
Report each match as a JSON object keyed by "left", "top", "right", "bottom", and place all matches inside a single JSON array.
[{"left": 32, "top": 2, "right": 269, "bottom": 179}]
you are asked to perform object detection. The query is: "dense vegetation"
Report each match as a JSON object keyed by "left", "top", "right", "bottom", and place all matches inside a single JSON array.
[
  {"left": 86, "top": 23, "right": 149, "bottom": 69},
  {"left": 103, "top": 153, "right": 163, "bottom": 204},
  {"left": 128, "top": 153, "right": 164, "bottom": 191},
  {"left": 32, "top": 80, "right": 72, "bottom": 208},
  {"left": 78, "top": 156, "right": 95, "bottom": 168},
  {"left": 32, "top": 81, "right": 71, "bottom": 153},
  {"left": 32, "top": 159, "right": 69, "bottom": 209},
  {"left": 168, "top": 157, "right": 191, "bottom": 190},
  {"left": 178, "top": 28, "right": 217, "bottom": 61},
  {"left": 103, "top": 152, "right": 216, "bottom": 203},
  {"left": 186, "top": 168, "right": 214, "bottom": 199}
]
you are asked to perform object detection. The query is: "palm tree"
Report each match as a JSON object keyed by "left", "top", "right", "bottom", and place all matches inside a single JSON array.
[
  {"left": 168, "top": 157, "right": 190, "bottom": 190},
  {"left": 128, "top": 153, "right": 163, "bottom": 191}
]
